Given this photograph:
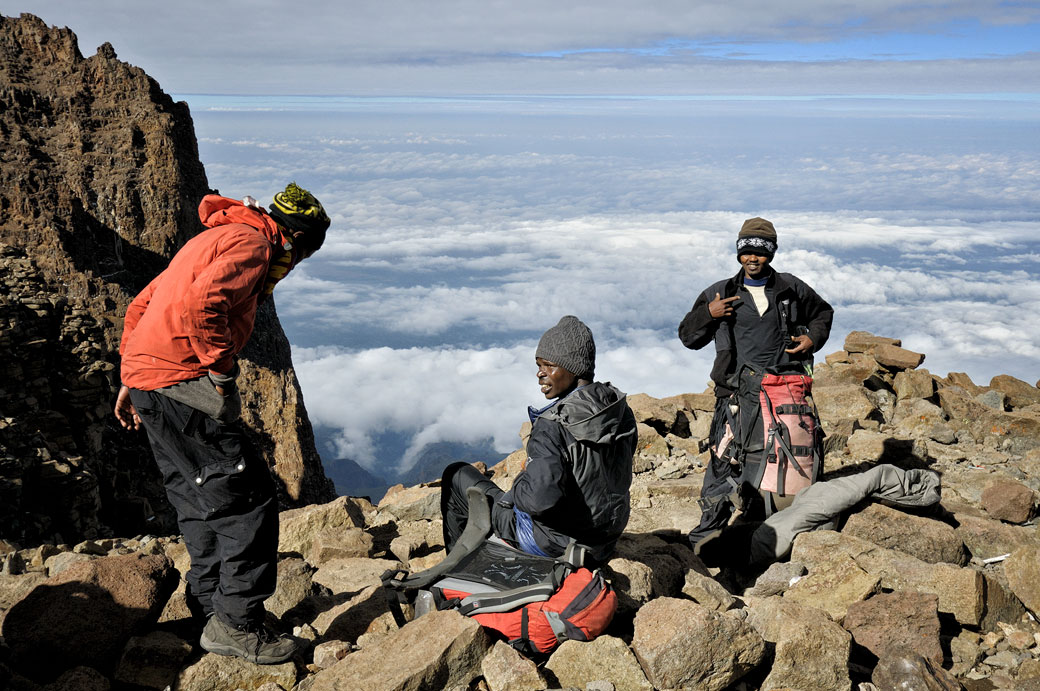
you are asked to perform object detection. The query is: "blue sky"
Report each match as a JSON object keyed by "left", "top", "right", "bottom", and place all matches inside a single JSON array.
[
  {"left": 9, "top": 3, "right": 1039, "bottom": 476},
  {"left": 526, "top": 20, "right": 1040, "bottom": 62}
]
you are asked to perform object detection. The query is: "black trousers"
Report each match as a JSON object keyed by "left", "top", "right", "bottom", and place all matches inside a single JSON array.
[
  {"left": 689, "top": 396, "right": 741, "bottom": 545},
  {"left": 440, "top": 462, "right": 517, "bottom": 551},
  {"left": 130, "top": 389, "right": 277, "bottom": 628}
]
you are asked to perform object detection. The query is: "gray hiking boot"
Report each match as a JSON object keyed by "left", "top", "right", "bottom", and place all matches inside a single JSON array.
[{"left": 199, "top": 615, "right": 299, "bottom": 665}]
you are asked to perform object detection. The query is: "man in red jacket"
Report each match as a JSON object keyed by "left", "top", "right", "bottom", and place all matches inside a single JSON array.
[{"left": 114, "top": 183, "right": 329, "bottom": 664}]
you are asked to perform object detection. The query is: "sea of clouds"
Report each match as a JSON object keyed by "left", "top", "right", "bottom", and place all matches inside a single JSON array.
[{"left": 189, "top": 96, "right": 1040, "bottom": 476}]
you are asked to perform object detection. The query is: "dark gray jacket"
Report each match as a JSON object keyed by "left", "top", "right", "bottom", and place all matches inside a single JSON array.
[
  {"left": 679, "top": 269, "right": 833, "bottom": 397},
  {"left": 501, "top": 382, "right": 636, "bottom": 564}
]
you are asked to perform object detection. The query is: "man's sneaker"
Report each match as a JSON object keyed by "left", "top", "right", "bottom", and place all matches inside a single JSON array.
[{"left": 199, "top": 615, "right": 299, "bottom": 665}]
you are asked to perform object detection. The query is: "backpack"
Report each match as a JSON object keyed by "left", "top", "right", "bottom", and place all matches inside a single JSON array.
[
  {"left": 382, "top": 487, "right": 617, "bottom": 654},
  {"left": 712, "top": 365, "right": 823, "bottom": 513},
  {"left": 750, "top": 372, "right": 820, "bottom": 496}
]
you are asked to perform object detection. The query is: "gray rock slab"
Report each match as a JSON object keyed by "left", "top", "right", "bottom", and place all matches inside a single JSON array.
[
  {"left": 744, "top": 596, "right": 853, "bottom": 691},
  {"left": 175, "top": 653, "right": 297, "bottom": 691},
  {"left": 871, "top": 653, "right": 963, "bottom": 691},
  {"left": 631, "top": 597, "right": 765, "bottom": 691},
  {"left": 308, "top": 609, "right": 489, "bottom": 691},
  {"left": 844, "top": 591, "right": 943, "bottom": 666},
  {"left": 481, "top": 640, "right": 546, "bottom": 691},
  {"left": 791, "top": 530, "right": 985, "bottom": 626},
  {"left": 842, "top": 502, "right": 968, "bottom": 565},
  {"left": 1005, "top": 546, "right": 1040, "bottom": 614},
  {"left": 545, "top": 636, "right": 652, "bottom": 691}
]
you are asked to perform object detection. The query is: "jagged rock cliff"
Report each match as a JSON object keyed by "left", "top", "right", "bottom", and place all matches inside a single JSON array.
[{"left": 0, "top": 13, "right": 333, "bottom": 547}]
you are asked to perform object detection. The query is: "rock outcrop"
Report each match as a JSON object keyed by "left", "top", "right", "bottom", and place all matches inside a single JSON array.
[{"left": 0, "top": 13, "right": 333, "bottom": 547}]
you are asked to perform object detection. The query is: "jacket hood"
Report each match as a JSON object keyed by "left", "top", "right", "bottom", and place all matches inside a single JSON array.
[
  {"left": 198, "top": 195, "right": 288, "bottom": 247},
  {"left": 541, "top": 382, "right": 631, "bottom": 444}
]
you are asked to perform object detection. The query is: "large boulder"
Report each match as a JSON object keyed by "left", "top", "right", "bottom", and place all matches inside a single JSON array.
[
  {"left": 278, "top": 496, "right": 370, "bottom": 560},
  {"left": 989, "top": 375, "right": 1040, "bottom": 410},
  {"left": 631, "top": 598, "right": 765, "bottom": 691},
  {"left": 981, "top": 480, "right": 1037, "bottom": 524},
  {"left": 744, "top": 597, "right": 853, "bottom": 691},
  {"left": 2, "top": 552, "right": 176, "bottom": 680},
  {"left": 844, "top": 331, "right": 901, "bottom": 353},
  {"left": 843, "top": 591, "right": 943, "bottom": 666},
  {"left": 814, "top": 384, "right": 880, "bottom": 425},
  {"left": 174, "top": 654, "right": 297, "bottom": 691},
  {"left": 481, "top": 640, "right": 546, "bottom": 691},
  {"left": 377, "top": 485, "right": 441, "bottom": 522},
  {"left": 627, "top": 393, "right": 682, "bottom": 434},
  {"left": 842, "top": 502, "right": 968, "bottom": 565},
  {"left": 953, "top": 512, "right": 1040, "bottom": 561},
  {"left": 308, "top": 610, "right": 490, "bottom": 691},
  {"left": 1005, "top": 546, "right": 1040, "bottom": 614},
  {"left": 873, "top": 343, "right": 925, "bottom": 370},
  {"left": 544, "top": 636, "right": 653, "bottom": 691},
  {"left": 791, "top": 530, "right": 986, "bottom": 626},
  {"left": 893, "top": 369, "right": 938, "bottom": 401},
  {"left": 782, "top": 552, "right": 880, "bottom": 622}
]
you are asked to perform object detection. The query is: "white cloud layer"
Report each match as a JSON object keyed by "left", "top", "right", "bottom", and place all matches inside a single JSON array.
[
  {"left": 294, "top": 334, "right": 712, "bottom": 473},
  {"left": 197, "top": 101, "right": 1036, "bottom": 474},
  {"left": 287, "top": 208, "right": 1040, "bottom": 474}
]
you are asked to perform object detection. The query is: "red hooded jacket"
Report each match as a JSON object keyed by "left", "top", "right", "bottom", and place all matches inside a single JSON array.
[{"left": 119, "top": 195, "right": 289, "bottom": 391}]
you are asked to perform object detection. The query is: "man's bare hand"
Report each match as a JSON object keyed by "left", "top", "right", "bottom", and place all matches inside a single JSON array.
[
  {"left": 114, "top": 385, "right": 142, "bottom": 430},
  {"left": 708, "top": 292, "right": 740, "bottom": 319},
  {"left": 785, "top": 334, "right": 814, "bottom": 355}
]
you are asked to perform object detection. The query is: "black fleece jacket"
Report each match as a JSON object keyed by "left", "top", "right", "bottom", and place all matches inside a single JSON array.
[
  {"left": 500, "top": 382, "right": 636, "bottom": 564},
  {"left": 678, "top": 268, "right": 833, "bottom": 397}
]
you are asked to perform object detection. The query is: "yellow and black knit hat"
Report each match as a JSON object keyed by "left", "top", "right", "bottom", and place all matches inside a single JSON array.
[{"left": 268, "top": 182, "right": 331, "bottom": 252}]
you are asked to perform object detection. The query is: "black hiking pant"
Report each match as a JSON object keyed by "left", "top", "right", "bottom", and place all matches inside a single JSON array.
[
  {"left": 130, "top": 389, "right": 278, "bottom": 628},
  {"left": 688, "top": 396, "right": 741, "bottom": 546},
  {"left": 440, "top": 462, "right": 517, "bottom": 551}
]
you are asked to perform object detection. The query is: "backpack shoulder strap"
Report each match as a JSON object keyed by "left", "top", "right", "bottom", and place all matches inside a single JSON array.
[{"left": 382, "top": 485, "right": 492, "bottom": 591}]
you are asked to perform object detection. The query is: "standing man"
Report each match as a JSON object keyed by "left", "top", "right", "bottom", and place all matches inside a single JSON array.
[
  {"left": 441, "top": 316, "right": 637, "bottom": 565},
  {"left": 679, "top": 218, "right": 833, "bottom": 549},
  {"left": 114, "top": 183, "right": 330, "bottom": 664}
]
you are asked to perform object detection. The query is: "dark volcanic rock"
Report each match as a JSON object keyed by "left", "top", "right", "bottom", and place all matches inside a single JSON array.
[{"left": 0, "top": 13, "right": 333, "bottom": 545}]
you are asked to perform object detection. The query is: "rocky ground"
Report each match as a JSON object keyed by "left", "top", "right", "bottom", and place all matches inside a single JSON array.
[{"left": 1, "top": 331, "right": 1038, "bottom": 691}]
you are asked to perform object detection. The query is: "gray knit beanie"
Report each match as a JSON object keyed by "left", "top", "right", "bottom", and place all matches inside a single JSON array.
[{"left": 536, "top": 316, "right": 596, "bottom": 380}]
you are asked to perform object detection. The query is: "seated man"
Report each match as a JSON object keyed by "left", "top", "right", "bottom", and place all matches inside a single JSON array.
[{"left": 441, "top": 316, "right": 637, "bottom": 565}]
